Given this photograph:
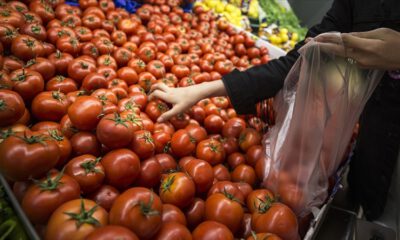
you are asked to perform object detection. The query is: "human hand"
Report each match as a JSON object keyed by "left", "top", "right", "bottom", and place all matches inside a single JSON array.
[{"left": 313, "top": 28, "right": 400, "bottom": 70}]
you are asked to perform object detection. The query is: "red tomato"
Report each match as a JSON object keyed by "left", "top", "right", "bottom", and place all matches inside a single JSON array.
[
  {"left": 246, "top": 233, "right": 283, "bottom": 240},
  {"left": 227, "top": 152, "right": 246, "bottom": 169},
  {"left": 11, "top": 34, "right": 44, "bottom": 60},
  {"left": 0, "top": 131, "right": 60, "bottom": 181},
  {"left": 171, "top": 129, "right": 196, "bottom": 158},
  {"left": 153, "top": 131, "right": 172, "bottom": 154},
  {"left": 45, "top": 129, "right": 72, "bottom": 168},
  {"left": 185, "top": 124, "right": 207, "bottom": 143},
  {"left": 192, "top": 221, "right": 234, "bottom": 240},
  {"left": 145, "top": 99, "right": 169, "bottom": 122},
  {"left": 246, "top": 189, "right": 275, "bottom": 214},
  {"left": 88, "top": 185, "right": 120, "bottom": 212},
  {"left": 96, "top": 113, "right": 134, "bottom": 149},
  {"left": 65, "top": 154, "right": 105, "bottom": 193},
  {"left": 131, "top": 130, "right": 155, "bottom": 159},
  {"left": 180, "top": 158, "right": 214, "bottom": 194},
  {"left": 86, "top": 225, "right": 138, "bottom": 240},
  {"left": 67, "top": 58, "right": 96, "bottom": 83},
  {"left": 0, "top": 89, "right": 25, "bottom": 127},
  {"left": 136, "top": 156, "right": 162, "bottom": 188},
  {"left": 222, "top": 117, "right": 246, "bottom": 138},
  {"left": 196, "top": 139, "right": 225, "bottom": 166},
  {"left": 213, "top": 164, "right": 231, "bottom": 182},
  {"left": 152, "top": 222, "right": 192, "bottom": 240},
  {"left": 22, "top": 170, "right": 80, "bottom": 224},
  {"left": 25, "top": 57, "right": 55, "bottom": 81},
  {"left": 109, "top": 187, "right": 163, "bottom": 239},
  {"left": 231, "top": 164, "right": 257, "bottom": 186},
  {"left": 207, "top": 181, "right": 244, "bottom": 204},
  {"left": 239, "top": 128, "right": 261, "bottom": 152},
  {"left": 184, "top": 197, "right": 205, "bottom": 229},
  {"left": 162, "top": 204, "right": 187, "bottom": 225},
  {"left": 159, "top": 172, "right": 195, "bottom": 208},
  {"left": 31, "top": 91, "right": 69, "bottom": 122},
  {"left": 204, "top": 114, "right": 224, "bottom": 134},
  {"left": 155, "top": 153, "right": 177, "bottom": 172},
  {"left": 205, "top": 192, "right": 244, "bottom": 233},
  {"left": 9, "top": 68, "right": 44, "bottom": 102},
  {"left": 246, "top": 145, "right": 263, "bottom": 167},
  {"left": 46, "top": 76, "right": 78, "bottom": 94},
  {"left": 67, "top": 96, "right": 103, "bottom": 131},
  {"left": 45, "top": 199, "right": 108, "bottom": 240},
  {"left": 101, "top": 149, "right": 140, "bottom": 190},
  {"left": 251, "top": 202, "right": 299, "bottom": 240}
]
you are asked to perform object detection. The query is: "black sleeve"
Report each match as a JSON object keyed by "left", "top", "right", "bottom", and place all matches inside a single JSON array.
[{"left": 222, "top": 0, "right": 353, "bottom": 114}]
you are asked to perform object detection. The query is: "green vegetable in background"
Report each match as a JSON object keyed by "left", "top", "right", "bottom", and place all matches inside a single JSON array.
[{"left": 0, "top": 187, "right": 28, "bottom": 240}]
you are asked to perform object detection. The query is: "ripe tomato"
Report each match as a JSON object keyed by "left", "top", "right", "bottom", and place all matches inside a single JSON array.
[
  {"left": 231, "top": 164, "right": 257, "bottom": 186},
  {"left": 109, "top": 187, "right": 163, "bottom": 239},
  {"left": 159, "top": 172, "right": 195, "bottom": 208},
  {"left": 213, "top": 164, "right": 231, "bottom": 182},
  {"left": 86, "top": 225, "right": 139, "bottom": 240},
  {"left": 45, "top": 129, "right": 72, "bottom": 168},
  {"left": 22, "top": 170, "right": 80, "bottom": 224},
  {"left": 227, "top": 152, "right": 246, "bottom": 169},
  {"left": 207, "top": 181, "right": 244, "bottom": 204},
  {"left": 0, "top": 131, "right": 59, "bottom": 181},
  {"left": 162, "top": 204, "right": 187, "bottom": 225},
  {"left": 205, "top": 192, "right": 244, "bottom": 233},
  {"left": 56, "top": 36, "right": 81, "bottom": 56},
  {"left": 222, "top": 117, "right": 246, "bottom": 138},
  {"left": 192, "top": 221, "right": 234, "bottom": 240},
  {"left": 171, "top": 65, "right": 190, "bottom": 79},
  {"left": 155, "top": 153, "right": 176, "bottom": 172},
  {"left": 11, "top": 34, "right": 44, "bottom": 60},
  {"left": 196, "top": 139, "right": 225, "bottom": 166},
  {"left": 145, "top": 99, "right": 169, "bottom": 122},
  {"left": 169, "top": 113, "right": 190, "bottom": 130},
  {"left": 153, "top": 131, "right": 172, "bottom": 154},
  {"left": 239, "top": 128, "right": 261, "bottom": 152},
  {"left": 67, "top": 58, "right": 96, "bottom": 83},
  {"left": 171, "top": 129, "right": 196, "bottom": 158},
  {"left": 181, "top": 158, "right": 214, "bottom": 194},
  {"left": 251, "top": 202, "right": 299, "bottom": 240},
  {"left": 246, "top": 189, "right": 275, "bottom": 214},
  {"left": 136, "top": 156, "right": 162, "bottom": 188},
  {"left": 246, "top": 145, "right": 263, "bottom": 167},
  {"left": 31, "top": 91, "right": 69, "bottom": 121},
  {"left": 204, "top": 114, "right": 224, "bottom": 134},
  {"left": 10, "top": 68, "right": 44, "bottom": 101},
  {"left": 96, "top": 113, "right": 134, "bottom": 149},
  {"left": 68, "top": 96, "right": 103, "bottom": 131},
  {"left": 147, "top": 60, "right": 166, "bottom": 79},
  {"left": 101, "top": 149, "right": 140, "bottom": 190},
  {"left": 185, "top": 123, "right": 207, "bottom": 143},
  {"left": 48, "top": 51, "right": 73, "bottom": 75},
  {"left": 65, "top": 154, "right": 105, "bottom": 194},
  {"left": 45, "top": 199, "right": 108, "bottom": 240},
  {"left": 131, "top": 130, "right": 155, "bottom": 159},
  {"left": 70, "top": 133, "right": 100, "bottom": 157},
  {"left": 188, "top": 105, "right": 206, "bottom": 124},
  {"left": 153, "top": 222, "right": 192, "bottom": 240},
  {"left": 0, "top": 89, "right": 25, "bottom": 127}
]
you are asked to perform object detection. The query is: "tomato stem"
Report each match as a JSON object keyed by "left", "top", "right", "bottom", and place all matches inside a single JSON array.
[
  {"left": 63, "top": 200, "right": 101, "bottom": 228},
  {"left": 161, "top": 175, "right": 175, "bottom": 193},
  {"left": 80, "top": 157, "right": 103, "bottom": 175},
  {"left": 35, "top": 168, "right": 65, "bottom": 191},
  {"left": 138, "top": 192, "right": 160, "bottom": 216}
]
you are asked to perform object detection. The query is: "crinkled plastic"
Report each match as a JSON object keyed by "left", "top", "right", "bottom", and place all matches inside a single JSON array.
[{"left": 261, "top": 33, "right": 384, "bottom": 217}]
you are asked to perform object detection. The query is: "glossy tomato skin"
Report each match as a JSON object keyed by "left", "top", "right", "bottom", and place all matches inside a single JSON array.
[
  {"left": 45, "top": 199, "right": 108, "bottom": 240},
  {"left": 155, "top": 153, "right": 177, "bottom": 172},
  {"left": 246, "top": 233, "right": 283, "bottom": 240},
  {"left": 204, "top": 114, "right": 224, "bottom": 134},
  {"left": 136, "top": 157, "right": 162, "bottom": 188},
  {"left": 46, "top": 76, "right": 78, "bottom": 94},
  {"left": 162, "top": 204, "right": 187, "bottom": 225},
  {"left": 152, "top": 222, "right": 192, "bottom": 240},
  {"left": 96, "top": 113, "right": 134, "bottom": 149},
  {"left": 31, "top": 91, "right": 70, "bottom": 122},
  {"left": 67, "top": 96, "right": 103, "bottom": 131},
  {"left": 181, "top": 158, "right": 214, "bottom": 194},
  {"left": 70, "top": 131, "right": 101, "bottom": 156},
  {"left": 171, "top": 129, "right": 196, "bottom": 158},
  {"left": 159, "top": 172, "right": 195, "bottom": 208},
  {"left": 231, "top": 164, "right": 257, "bottom": 187},
  {"left": 11, "top": 34, "right": 44, "bottom": 60},
  {"left": 109, "top": 187, "right": 163, "bottom": 239},
  {"left": 85, "top": 225, "right": 139, "bottom": 240},
  {"left": 184, "top": 197, "right": 205, "bottom": 229},
  {"left": 251, "top": 202, "right": 299, "bottom": 240},
  {"left": 0, "top": 132, "right": 60, "bottom": 181},
  {"left": 88, "top": 185, "right": 120, "bottom": 212},
  {"left": 192, "top": 221, "right": 234, "bottom": 240},
  {"left": 131, "top": 130, "right": 155, "bottom": 159},
  {"left": 10, "top": 68, "right": 44, "bottom": 102},
  {"left": 246, "top": 189, "right": 275, "bottom": 214},
  {"left": 208, "top": 181, "right": 244, "bottom": 204},
  {"left": 101, "top": 149, "right": 140, "bottom": 190},
  {"left": 22, "top": 170, "right": 80, "bottom": 224},
  {"left": 246, "top": 145, "right": 263, "bottom": 167},
  {"left": 205, "top": 193, "right": 244, "bottom": 233},
  {"left": 213, "top": 164, "right": 231, "bottom": 182},
  {"left": 239, "top": 128, "right": 261, "bottom": 152},
  {"left": 0, "top": 89, "right": 25, "bottom": 127},
  {"left": 222, "top": 117, "right": 246, "bottom": 138},
  {"left": 65, "top": 154, "right": 105, "bottom": 193},
  {"left": 196, "top": 139, "right": 225, "bottom": 166}
]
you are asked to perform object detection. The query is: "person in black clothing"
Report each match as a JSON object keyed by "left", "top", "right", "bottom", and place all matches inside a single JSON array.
[{"left": 149, "top": 0, "right": 400, "bottom": 222}]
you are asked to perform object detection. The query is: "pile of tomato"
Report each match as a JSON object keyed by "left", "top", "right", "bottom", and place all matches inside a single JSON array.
[{"left": 0, "top": 0, "right": 301, "bottom": 239}]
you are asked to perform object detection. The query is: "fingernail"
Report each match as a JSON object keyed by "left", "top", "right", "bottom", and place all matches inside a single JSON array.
[{"left": 157, "top": 117, "right": 164, "bottom": 123}]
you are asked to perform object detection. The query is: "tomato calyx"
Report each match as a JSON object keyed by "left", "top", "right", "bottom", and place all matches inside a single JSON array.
[
  {"left": 163, "top": 141, "right": 171, "bottom": 153},
  {"left": 0, "top": 99, "right": 6, "bottom": 111},
  {"left": 161, "top": 175, "right": 175, "bottom": 193},
  {"left": 52, "top": 90, "right": 64, "bottom": 102},
  {"left": 80, "top": 62, "right": 89, "bottom": 69},
  {"left": 141, "top": 132, "right": 154, "bottom": 143},
  {"left": 48, "top": 129, "right": 64, "bottom": 141},
  {"left": 31, "top": 25, "right": 41, "bottom": 35},
  {"left": 55, "top": 75, "right": 65, "bottom": 82},
  {"left": 106, "top": 113, "right": 129, "bottom": 128},
  {"left": 0, "top": 128, "right": 15, "bottom": 140},
  {"left": 5, "top": 28, "right": 18, "bottom": 40},
  {"left": 64, "top": 200, "right": 101, "bottom": 228},
  {"left": 0, "top": 10, "right": 11, "bottom": 17},
  {"left": 23, "top": 38, "right": 36, "bottom": 49},
  {"left": 17, "top": 133, "right": 48, "bottom": 145},
  {"left": 125, "top": 113, "right": 143, "bottom": 129},
  {"left": 157, "top": 102, "right": 168, "bottom": 112},
  {"left": 80, "top": 157, "right": 103, "bottom": 175},
  {"left": 25, "top": 59, "right": 37, "bottom": 68},
  {"left": 222, "top": 188, "right": 242, "bottom": 204},
  {"left": 255, "top": 195, "right": 275, "bottom": 214},
  {"left": 55, "top": 50, "right": 62, "bottom": 59},
  {"left": 137, "top": 192, "right": 160, "bottom": 216},
  {"left": 34, "top": 169, "right": 65, "bottom": 191}
]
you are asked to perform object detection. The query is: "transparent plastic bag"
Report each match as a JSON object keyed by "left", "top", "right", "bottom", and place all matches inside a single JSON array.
[{"left": 261, "top": 33, "right": 385, "bottom": 217}]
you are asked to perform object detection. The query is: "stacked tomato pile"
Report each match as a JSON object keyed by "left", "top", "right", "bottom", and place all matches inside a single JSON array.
[{"left": 0, "top": 0, "right": 300, "bottom": 239}]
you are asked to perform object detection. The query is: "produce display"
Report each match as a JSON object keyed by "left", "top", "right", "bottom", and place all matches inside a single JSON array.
[{"left": 0, "top": 0, "right": 304, "bottom": 239}]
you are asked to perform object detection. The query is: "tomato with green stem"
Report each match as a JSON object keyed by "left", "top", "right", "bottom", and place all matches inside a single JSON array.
[
  {"left": 96, "top": 112, "right": 134, "bottom": 149},
  {"left": 246, "top": 189, "right": 275, "bottom": 214},
  {"left": 171, "top": 129, "right": 196, "bottom": 158},
  {"left": 10, "top": 68, "right": 44, "bottom": 101},
  {"left": 0, "top": 89, "right": 25, "bottom": 127},
  {"left": 45, "top": 129, "right": 72, "bottom": 168},
  {"left": 153, "top": 222, "right": 192, "bottom": 240},
  {"left": 46, "top": 75, "right": 78, "bottom": 94},
  {"left": 159, "top": 172, "right": 195, "bottom": 208},
  {"left": 67, "top": 96, "right": 103, "bottom": 131},
  {"left": 31, "top": 91, "right": 70, "bottom": 122},
  {"left": 192, "top": 221, "right": 234, "bottom": 240},
  {"left": 45, "top": 199, "right": 108, "bottom": 240},
  {"left": 145, "top": 99, "right": 169, "bottom": 122},
  {"left": 20, "top": 22, "right": 46, "bottom": 41},
  {"left": 67, "top": 58, "right": 96, "bottom": 83},
  {"left": 65, "top": 154, "right": 105, "bottom": 194},
  {"left": 196, "top": 138, "right": 225, "bottom": 166},
  {"left": 136, "top": 156, "right": 163, "bottom": 188},
  {"left": 131, "top": 130, "right": 155, "bottom": 159},
  {"left": 22, "top": 169, "right": 80, "bottom": 224},
  {"left": 48, "top": 50, "right": 73, "bottom": 75},
  {"left": 109, "top": 187, "right": 163, "bottom": 239},
  {"left": 239, "top": 128, "right": 261, "bottom": 152},
  {"left": 0, "top": 131, "right": 60, "bottom": 181}
]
